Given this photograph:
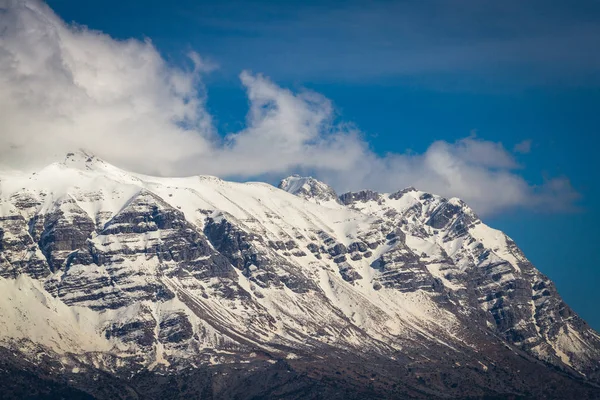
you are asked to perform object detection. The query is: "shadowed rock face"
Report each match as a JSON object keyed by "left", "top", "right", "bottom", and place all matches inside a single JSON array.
[
  {"left": 159, "top": 312, "right": 194, "bottom": 343},
  {"left": 39, "top": 198, "right": 97, "bottom": 272},
  {"left": 43, "top": 191, "right": 244, "bottom": 313},
  {"left": 204, "top": 213, "right": 317, "bottom": 293},
  {"left": 0, "top": 212, "right": 50, "bottom": 279},
  {"left": 0, "top": 161, "right": 599, "bottom": 399},
  {"left": 339, "top": 190, "right": 381, "bottom": 205}
]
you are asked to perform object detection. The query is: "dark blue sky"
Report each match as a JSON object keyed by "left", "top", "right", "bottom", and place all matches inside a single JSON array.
[{"left": 47, "top": 0, "right": 600, "bottom": 329}]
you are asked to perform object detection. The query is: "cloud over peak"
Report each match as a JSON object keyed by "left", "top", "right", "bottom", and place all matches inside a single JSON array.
[{"left": 0, "top": 0, "right": 579, "bottom": 216}]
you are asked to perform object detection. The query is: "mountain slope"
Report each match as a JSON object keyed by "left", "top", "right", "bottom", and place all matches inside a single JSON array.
[{"left": 0, "top": 151, "right": 598, "bottom": 399}]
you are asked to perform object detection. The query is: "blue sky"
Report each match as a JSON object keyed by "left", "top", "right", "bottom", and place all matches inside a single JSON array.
[{"left": 9, "top": 0, "right": 600, "bottom": 328}]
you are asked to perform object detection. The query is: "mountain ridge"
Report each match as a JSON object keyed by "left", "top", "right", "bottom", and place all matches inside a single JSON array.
[{"left": 0, "top": 151, "right": 598, "bottom": 399}]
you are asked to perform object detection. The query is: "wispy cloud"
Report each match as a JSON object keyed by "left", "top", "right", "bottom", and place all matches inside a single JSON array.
[
  {"left": 177, "top": 0, "right": 600, "bottom": 87},
  {"left": 513, "top": 140, "right": 533, "bottom": 154},
  {"left": 0, "top": 0, "right": 580, "bottom": 216}
]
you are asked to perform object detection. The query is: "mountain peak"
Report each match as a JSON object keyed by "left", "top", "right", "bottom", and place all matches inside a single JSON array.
[
  {"left": 61, "top": 150, "right": 105, "bottom": 170},
  {"left": 278, "top": 175, "right": 342, "bottom": 206}
]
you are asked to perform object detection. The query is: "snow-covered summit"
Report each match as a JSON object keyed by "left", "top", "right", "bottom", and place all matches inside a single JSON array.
[
  {"left": 278, "top": 174, "right": 342, "bottom": 206},
  {"left": 63, "top": 149, "right": 97, "bottom": 166},
  {"left": 48, "top": 150, "right": 111, "bottom": 172}
]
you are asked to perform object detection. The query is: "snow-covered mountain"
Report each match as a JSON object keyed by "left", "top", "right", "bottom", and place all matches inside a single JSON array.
[{"left": 0, "top": 151, "right": 598, "bottom": 399}]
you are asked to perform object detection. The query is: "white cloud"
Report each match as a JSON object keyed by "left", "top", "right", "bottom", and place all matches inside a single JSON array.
[
  {"left": 0, "top": 0, "right": 213, "bottom": 175},
  {"left": 0, "top": 0, "right": 579, "bottom": 216}
]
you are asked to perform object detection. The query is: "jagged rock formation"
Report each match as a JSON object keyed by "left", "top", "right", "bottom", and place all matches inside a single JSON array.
[{"left": 0, "top": 151, "right": 598, "bottom": 399}]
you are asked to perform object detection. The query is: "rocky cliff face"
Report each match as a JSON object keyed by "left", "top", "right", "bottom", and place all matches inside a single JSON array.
[{"left": 0, "top": 152, "right": 598, "bottom": 399}]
